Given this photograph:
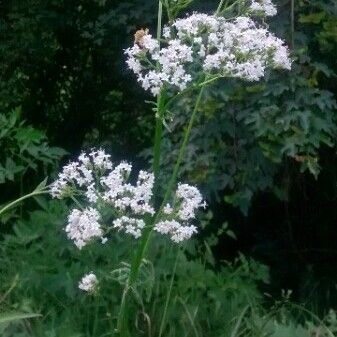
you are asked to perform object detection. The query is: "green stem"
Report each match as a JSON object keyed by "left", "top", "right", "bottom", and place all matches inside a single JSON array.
[
  {"left": 158, "top": 248, "right": 179, "bottom": 337},
  {"left": 92, "top": 294, "right": 100, "bottom": 336},
  {"left": 153, "top": 0, "right": 165, "bottom": 179},
  {"left": 199, "top": 76, "right": 222, "bottom": 87},
  {"left": 116, "top": 83, "right": 206, "bottom": 335},
  {"left": 70, "top": 195, "right": 85, "bottom": 210},
  {"left": 153, "top": 93, "right": 165, "bottom": 178},
  {"left": 160, "top": 85, "right": 206, "bottom": 207},
  {"left": 164, "top": 75, "right": 218, "bottom": 113},
  {"left": 156, "top": 1, "right": 163, "bottom": 46},
  {"left": 116, "top": 1, "right": 164, "bottom": 335},
  {"left": 0, "top": 189, "right": 49, "bottom": 218},
  {"left": 221, "top": 0, "right": 241, "bottom": 14},
  {"left": 216, "top": 0, "right": 226, "bottom": 14}
]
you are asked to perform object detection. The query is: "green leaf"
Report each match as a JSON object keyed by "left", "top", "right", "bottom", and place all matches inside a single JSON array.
[
  {"left": 299, "top": 12, "right": 325, "bottom": 24},
  {"left": 0, "top": 312, "right": 41, "bottom": 324},
  {"left": 34, "top": 177, "right": 48, "bottom": 192}
]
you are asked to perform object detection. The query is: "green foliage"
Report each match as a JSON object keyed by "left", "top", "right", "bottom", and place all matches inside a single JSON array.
[
  {"left": 1, "top": 199, "right": 335, "bottom": 336},
  {"left": 0, "top": 107, "right": 66, "bottom": 185},
  {"left": 0, "top": 0, "right": 337, "bottom": 336},
  {"left": 154, "top": 0, "right": 337, "bottom": 213},
  {"left": 2, "top": 0, "right": 336, "bottom": 212},
  {"left": 0, "top": 0, "right": 158, "bottom": 154},
  {"left": 1, "top": 199, "right": 330, "bottom": 337},
  {"left": 162, "top": 0, "right": 194, "bottom": 21}
]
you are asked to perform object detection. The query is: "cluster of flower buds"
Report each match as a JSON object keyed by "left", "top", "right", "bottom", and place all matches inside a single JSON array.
[
  {"left": 125, "top": 2, "right": 291, "bottom": 96},
  {"left": 51, "top": 150, "right": 205, "bottom": 248}
]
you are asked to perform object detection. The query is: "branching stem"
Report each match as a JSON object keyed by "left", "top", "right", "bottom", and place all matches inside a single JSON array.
[{"left": 0, "top": 189, "right": 49, "bottom": 218}]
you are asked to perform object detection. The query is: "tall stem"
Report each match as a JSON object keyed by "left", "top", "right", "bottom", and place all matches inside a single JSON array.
[
  {"left": 116, "top": 0, "right": 210, "bottom": 331},
  {"left": 0, "top": 189, "right": 49, "bottom": 218},
  {"left": 116, "top": 1, "right": 164, "bottom": 335},
  {"left": 153, "top": 94, "right": 165, "bottom": 179},
  {"left": 116, "top": 83, "right": 206, "bottom": 335},
  {"left": 160, "top": 85, "right": 205, "bottom": 207},
  {"left": 156, "top": 0, "right": 163, "bottom": 44},
  {"left": 153, "top": 0, "right": 164, "bottom": 180},
  {"left": 158, "top": 248, "right": 179, "bottom": 337},
  {"left": 133, "top": 84, "right": 206, "bottom": 285}
]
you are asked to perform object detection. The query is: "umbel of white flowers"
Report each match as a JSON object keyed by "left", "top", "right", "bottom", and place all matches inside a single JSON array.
[
  {"left": 50, "top": 150, "right": 206, "bottom": 249},
  {"left": 78, "top": 272, "right": 98, "bottom": 292},
  {"left": 125, "top": 9, "right": 291, "bottom": 96}
]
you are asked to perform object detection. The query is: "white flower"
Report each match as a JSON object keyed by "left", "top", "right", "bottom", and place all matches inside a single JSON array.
[
  {"left": 85, "top": 183, "right": 99, "bottom": 203},
  {"left": 89, "top": 149, "right": 113, "bottom": 170},
  {"left": 53, "top": 149, "right": 206, "bottom": 245},
  {"left": 125, "top": 12, "right": 291, "bottom": 96},
  {"left": 63, "top": 162, "right": 80, "bottom": 181},
  {"left": 163, "top": 26, "right": 171, "bottom": 39},
  {"left": 235, "top": 59, "right": 265, "bottom": 81},
  {"left": 163, "top": 203, "right": 174, "bottom": 215},
  {"left": 113, "top": 216, "right": 145, "bottom": 238},
  {"left": 142, "top": 34, "right": 159, "bottom": 52},
  {"left": 100, "top": 162, "right": 132, "bottom": 191},
  {"left": 273, "top": 45, "right": 292, "bottom": 70},
  {"left": 171, "top": 224, "right": 197, "bottom": 243},
  {"left": 126, "top": 57, "right": 142, "bottom": 74},
  {"left": 176, "top": 183, "right": 205, "bottom": 221},
  {"left": 155, "top": 219, "right": 181, "bottom": 235},
  {"left": 79, "top": 272, "right": 98, "bottom": 292},
  {"left": 66, "top": 208, "right": 103, "bottom": 249},
  {"left": 101, "top": 164, "right": 155, "bottom": 216},
  {"left": 250, "top": 0, "right": 277, "bottom": 17},
  {"left": 131, "top": 170, "right": 155, "bottom": 215},
  {"left": 124, "top": 32, "right": 194, "bottom": 95},
  {"left": 154, "top": 220, "right": 197, "bottom": 243},
  {"left": 50, "top": 149, "right": 112, "bottom": 198},
  {"left": 172, "top": 13, "right": 219, "bottom": 37},
  {"left": 50, "top": 178, "right": 69, "bottom": 199},
  {"left": 154, "top": 183, "right": 205, "bottom": 243}
]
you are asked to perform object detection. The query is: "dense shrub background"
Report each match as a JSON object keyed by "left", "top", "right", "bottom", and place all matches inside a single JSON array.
[{"left": 1, "top": 0, "right": 337, "bottom": 335}]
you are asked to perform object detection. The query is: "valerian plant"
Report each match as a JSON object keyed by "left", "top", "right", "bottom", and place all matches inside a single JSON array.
[{"left": 0, "top": 0, "right": 291, "bottom": 335}]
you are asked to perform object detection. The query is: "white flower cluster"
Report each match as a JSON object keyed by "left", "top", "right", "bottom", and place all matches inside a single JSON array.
[
  {"left": 66, "top": 207, "right": 103, "bottom": 249},
  {"left": 101, "top": 165, "right": 155, "bottom": 216},
  {"left": 125, "top": 9, "right": 291, "bottom": 96},
  {"left": 78, "top": 272, "right": 98, "bottom": 292},
  {"left": 154, "top": 183, "right": 206, "bottom": 242},
  {"left": 125, "top": 33, "right": 193, "bottom": 96},
  {"left": 113, "top": 216, "right": 145, "bottom": 239},
  {"left": 250, "top": 0, "right": 277, "bottom": 17},
  {"left": 50, "top": 150, "right": 113, "bottom": 199},
  {"left": 51, "top": 150, "right": 205, "bottom": 246}
]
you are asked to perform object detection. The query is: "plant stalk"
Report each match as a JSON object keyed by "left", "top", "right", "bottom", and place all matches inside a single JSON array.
[
  {"left": 0, "top": 189, "right": 49, "bottom": 218},
  {"left": 116, "top": 82, "right": 206, "bottom": 334},
  {"left": 153, "top": 0, "right": 165, "bottom": 181},
  {"left": 160, "top": 85, "right": 206, "bottom": 207},
  {"left": 158, "top": 248, "right": 179, "bottom": 337},
  {"left": 216, "top": 0, "right": 226, "bottom": 14},
  {"left": 116, "top": 1, "right": 164, "bottom": 334},
  {"left": 153, "top": 93, "right": 165, "bottom": 179}
]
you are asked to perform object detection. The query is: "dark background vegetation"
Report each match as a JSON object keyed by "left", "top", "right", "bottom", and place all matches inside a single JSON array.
[{"left": 1, "top": 0, "right": 337, "bottom": 327}]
